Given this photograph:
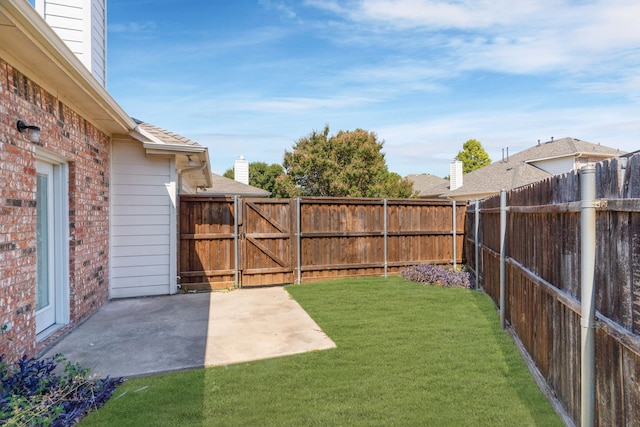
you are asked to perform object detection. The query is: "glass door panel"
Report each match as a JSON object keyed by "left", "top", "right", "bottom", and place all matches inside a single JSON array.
[{"left": 36, "top": 162, "right": 55, "bottom": 334}]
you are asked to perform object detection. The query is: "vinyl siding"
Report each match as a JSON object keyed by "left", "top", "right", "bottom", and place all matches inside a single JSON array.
[
  {"left": 110, "top": 140, "right": 177, "bottom": 298},
  {"left": 37, "top": 0, "right": 106, "bottom": 86},
  {"left": 529, "top": 156, "right": 575, "bottom": 176}
]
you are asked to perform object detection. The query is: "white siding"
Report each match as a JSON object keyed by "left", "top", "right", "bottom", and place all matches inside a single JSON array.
[
  {"left": 110, "top": 140, "right": 177, "bottom": 298},
  {"left": 529, "top": 157, "right": 575, "bottom": 176},
  {"left": 36, "top": 0, "right": 107, "bottom": 87},
  {"left": 449, "top": 160, "right": 463, "bottom": 190}
]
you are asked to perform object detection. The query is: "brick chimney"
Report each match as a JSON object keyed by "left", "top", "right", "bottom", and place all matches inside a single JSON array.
[{"left": 35, "top": 0, "right": 107, "bottom": 87}]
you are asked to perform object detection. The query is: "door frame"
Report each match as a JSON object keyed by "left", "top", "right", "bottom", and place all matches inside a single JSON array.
[{"left": 35, "top": 149, "right": 70, "bottom": 338}]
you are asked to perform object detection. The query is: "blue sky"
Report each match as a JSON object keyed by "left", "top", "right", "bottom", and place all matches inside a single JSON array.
[{"left": 105, "top": 0, "right": 640, "bottom": 178}]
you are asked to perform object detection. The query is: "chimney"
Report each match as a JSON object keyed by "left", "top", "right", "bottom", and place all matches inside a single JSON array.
[
  {"left": 234, "top": 155, "right": 249, "bottom": 185},
  {"left": 36, "top": 0, "right": 107, "bottom": 87},
  {"left": 449, "top": 160, "right": 463, "bottom": 191}
]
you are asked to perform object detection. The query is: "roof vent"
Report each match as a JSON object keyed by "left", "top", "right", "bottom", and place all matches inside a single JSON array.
[{"left": 501, "top": 147, "right": 509, "bottom": 162}]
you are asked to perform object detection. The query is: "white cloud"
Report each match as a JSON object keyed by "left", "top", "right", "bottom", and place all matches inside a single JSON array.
[
  {"left": 375, "top": 104, "right": 640, "bottom": 177},
  {"left": 108, "top": 21, "right": 157, "bottom": 34},
  {"left": 297, "top": 0, "right": 640, "bottom": 97},
  {"left": 351, "top": 0, "right": 543, "bottom": 29},
  {"left": 258, "top": 0, "right": 298, "bottom": 19}
]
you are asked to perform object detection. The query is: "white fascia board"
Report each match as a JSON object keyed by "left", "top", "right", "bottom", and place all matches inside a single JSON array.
[
  {"left": 525, "top": 153, "right": 576, "bottom": 164},
  {"left": 525, "top": 152, "right": 618, "bottom": 165},
  {"left": 0, "top": 0, "right": 135, "bottom": 135},
  {"left": 143, "top": 144, "right": 207, "bottom": 155},
  {"left": 128, "top": 127, "right": 212, "bottom": 188},
  {"left": 129, "top": 126, "right": 165, "bottom": 145},
  {"left": 129, "top": 127, "right": 207, "bottom": 154}
]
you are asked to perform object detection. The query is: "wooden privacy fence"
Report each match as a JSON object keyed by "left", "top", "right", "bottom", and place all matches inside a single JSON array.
[
  {"left": 179, "top": 197, "right": 465, "bottom": 289},
  {"left": 465, "top": 155, "right": 640, "bottom": 427}
]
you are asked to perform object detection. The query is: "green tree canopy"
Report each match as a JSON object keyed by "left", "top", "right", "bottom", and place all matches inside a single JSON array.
[
  {"left": 455, "top": 139, "right": 491, "bottom": 174},
  {"left": 224, "top": 162, "right": 284, "bottom": 195},
  {"left": 273, "top": 125, "right": 415, "bottom": 198}
]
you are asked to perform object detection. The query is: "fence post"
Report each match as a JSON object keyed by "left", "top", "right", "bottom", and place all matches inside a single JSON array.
[
  {"left": 580, "top": 166, "right": 597, "bottom": 427},
  {"left": 296, "top": 197, "right": 302, "bottom": 285},
  {"left": 475, "top": 199, "right": 479, "bottom": 289},
  {"left": 234, "top": 196, "right": 240, "bottom": 288},
  {"left": 383, "top": 199, "right": 388, "bottom": 277},
  {"left": 452, "top": 200, "right": 457, "bottom": 268},
  {"left": 499, "top": 189, "right": 506, "bottom": 329}
]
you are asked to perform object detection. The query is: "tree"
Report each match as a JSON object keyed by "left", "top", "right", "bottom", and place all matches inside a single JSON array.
[
  {"left": 455, "top": 139, "right": 491, "bottom": 174},
  {"left": 223, "top": 162, "right": 284, "bottom": 195},
  {"left": 272, "top": 125, "right": 415, "bottom": 198}
]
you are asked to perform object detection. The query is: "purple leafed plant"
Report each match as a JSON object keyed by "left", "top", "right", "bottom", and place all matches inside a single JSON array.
[
  {"left": 401, "top": 264, "right": 471, "bottom": 288},
  {"left": 0, "top": 354, "right": 123, "bottom": 426}
]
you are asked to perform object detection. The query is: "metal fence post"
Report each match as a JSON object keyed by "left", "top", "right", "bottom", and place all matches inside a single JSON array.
[
  {"left": 500, "top": 189, "right": 507, "bottom": 329},
  {"left": 475, "top": 198, "right": 480, "bottom": 289},
  {"left": 296, "top": 197, "right": 302, "bottom": 285},
  {"left": 234, "top": 196, "right": 239, "bottom": 287},
  {"left": 452, "top": 200, "right": 457, "bottom": 268},
  {"left": 383, "top": 199, "right": 388, "bottom": 277},
  {"left": 580, "top": 166, "right": 597, "bottom": 427}
]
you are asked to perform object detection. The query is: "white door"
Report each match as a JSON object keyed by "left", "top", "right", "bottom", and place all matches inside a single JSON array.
[{"left": 36, "top": 161, "right": 56, "bottom": 334}]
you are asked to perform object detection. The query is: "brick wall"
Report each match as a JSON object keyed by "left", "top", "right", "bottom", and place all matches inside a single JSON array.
[{"left": 0, "top": 58, "right": 111, "bottom": 360}]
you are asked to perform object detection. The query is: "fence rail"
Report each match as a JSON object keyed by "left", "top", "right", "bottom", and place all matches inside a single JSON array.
[
  {"left": 179, "top": 197, "right": 465, "bottom": 289},
  {"left": 465, "top": 155, "right": 640, "bottom": 427}
]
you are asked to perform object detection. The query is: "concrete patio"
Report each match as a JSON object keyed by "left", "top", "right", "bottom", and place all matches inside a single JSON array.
[{"left": 41, "top": 287, "right": 336, "bottom": 378}]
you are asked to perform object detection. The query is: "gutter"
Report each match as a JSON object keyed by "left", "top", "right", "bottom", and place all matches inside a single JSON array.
[
  {"left": 525, "top": 152, "right": 622, "bottom": 165},
  {"left": 129, "top": 126, "right": 213, "bottom": 188},
  {"left": 177, "top": 161, "right": 208, "bottom": 194},
  {"left": 0, "top": 0, "right": 135, "bottom": 135}
]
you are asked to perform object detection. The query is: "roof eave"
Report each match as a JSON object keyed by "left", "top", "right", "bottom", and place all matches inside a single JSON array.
[
  {"left": 526, "top": 151, "right": 621, "bottom": 165},
  {"left": 0, "top": 0, "right": 135, "bottom": 135}
]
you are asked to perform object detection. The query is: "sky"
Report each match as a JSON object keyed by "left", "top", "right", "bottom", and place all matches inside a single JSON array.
[{"left": 104, "top": 0, "right": 640, "bottom": 178}]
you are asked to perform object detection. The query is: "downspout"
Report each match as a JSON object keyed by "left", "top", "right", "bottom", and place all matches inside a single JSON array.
[
  {"left": 452, "top": 200, "right": 457, "bottom": 268},
  {"left": 176, "top": 159, "right": 207, "bottom": 291},
  {"left": 296, "top": 198, "right": 302, "bottom": 284},
  {"left": 234, "top": 196, "right": 239, "bottom": 288},
  {"left": 475, "top": 199, "right": 480, "bottom": 289},
  {"left": 383, "top": 199, "right": 388, "bottom": 277},
  {"left": 499, "top": 189, "right": 507, "bottom": 330},
  {"left": 178, "top": 161, "right": 207, "bottom": 194},
  {"left": 580, "top": 165, "right": 597, "bottom": 427}
]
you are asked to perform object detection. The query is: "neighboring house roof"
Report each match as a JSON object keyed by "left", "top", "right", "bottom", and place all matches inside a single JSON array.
[
  {"left": 444, "top": 137, "right": 625, "bottom": 201},
  {"left": 131, "top": 119, "right": 213, "bottom": 190},
  {"left": 523, "top": 137, "right": 621, "bottom": 165},
  {"left": 200, "top": 173, "right": 271, "bottom": 197},
  {"left": 406, "top": 174, "right": 450, "bottom": 198}
]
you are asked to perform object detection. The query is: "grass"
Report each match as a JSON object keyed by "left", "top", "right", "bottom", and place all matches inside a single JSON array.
[{"left": 80, "top": 277, "right": 563, "bottom": 426}]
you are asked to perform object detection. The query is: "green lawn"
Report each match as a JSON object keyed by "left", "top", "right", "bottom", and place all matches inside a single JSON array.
[{"left": 81, "top": 277, "right": 562, "bottom": 426}]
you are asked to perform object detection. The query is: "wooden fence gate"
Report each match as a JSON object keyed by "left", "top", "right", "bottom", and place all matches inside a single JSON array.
[
  {"left": 241, "top": 199, "right": 295, "bottom": 286},
  {"left": 178, "top": 196, "right": 465, "bottom": 289}
]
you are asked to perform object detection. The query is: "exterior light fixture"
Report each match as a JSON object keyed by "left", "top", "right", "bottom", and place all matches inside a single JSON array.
[{"left": 17, "top": 120, "right": 41, "bottom": 143}]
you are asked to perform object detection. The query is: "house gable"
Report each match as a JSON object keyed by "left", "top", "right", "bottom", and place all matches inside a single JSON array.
[{"left": 444, "top": 137, "right": 625, "bottom": 201}]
